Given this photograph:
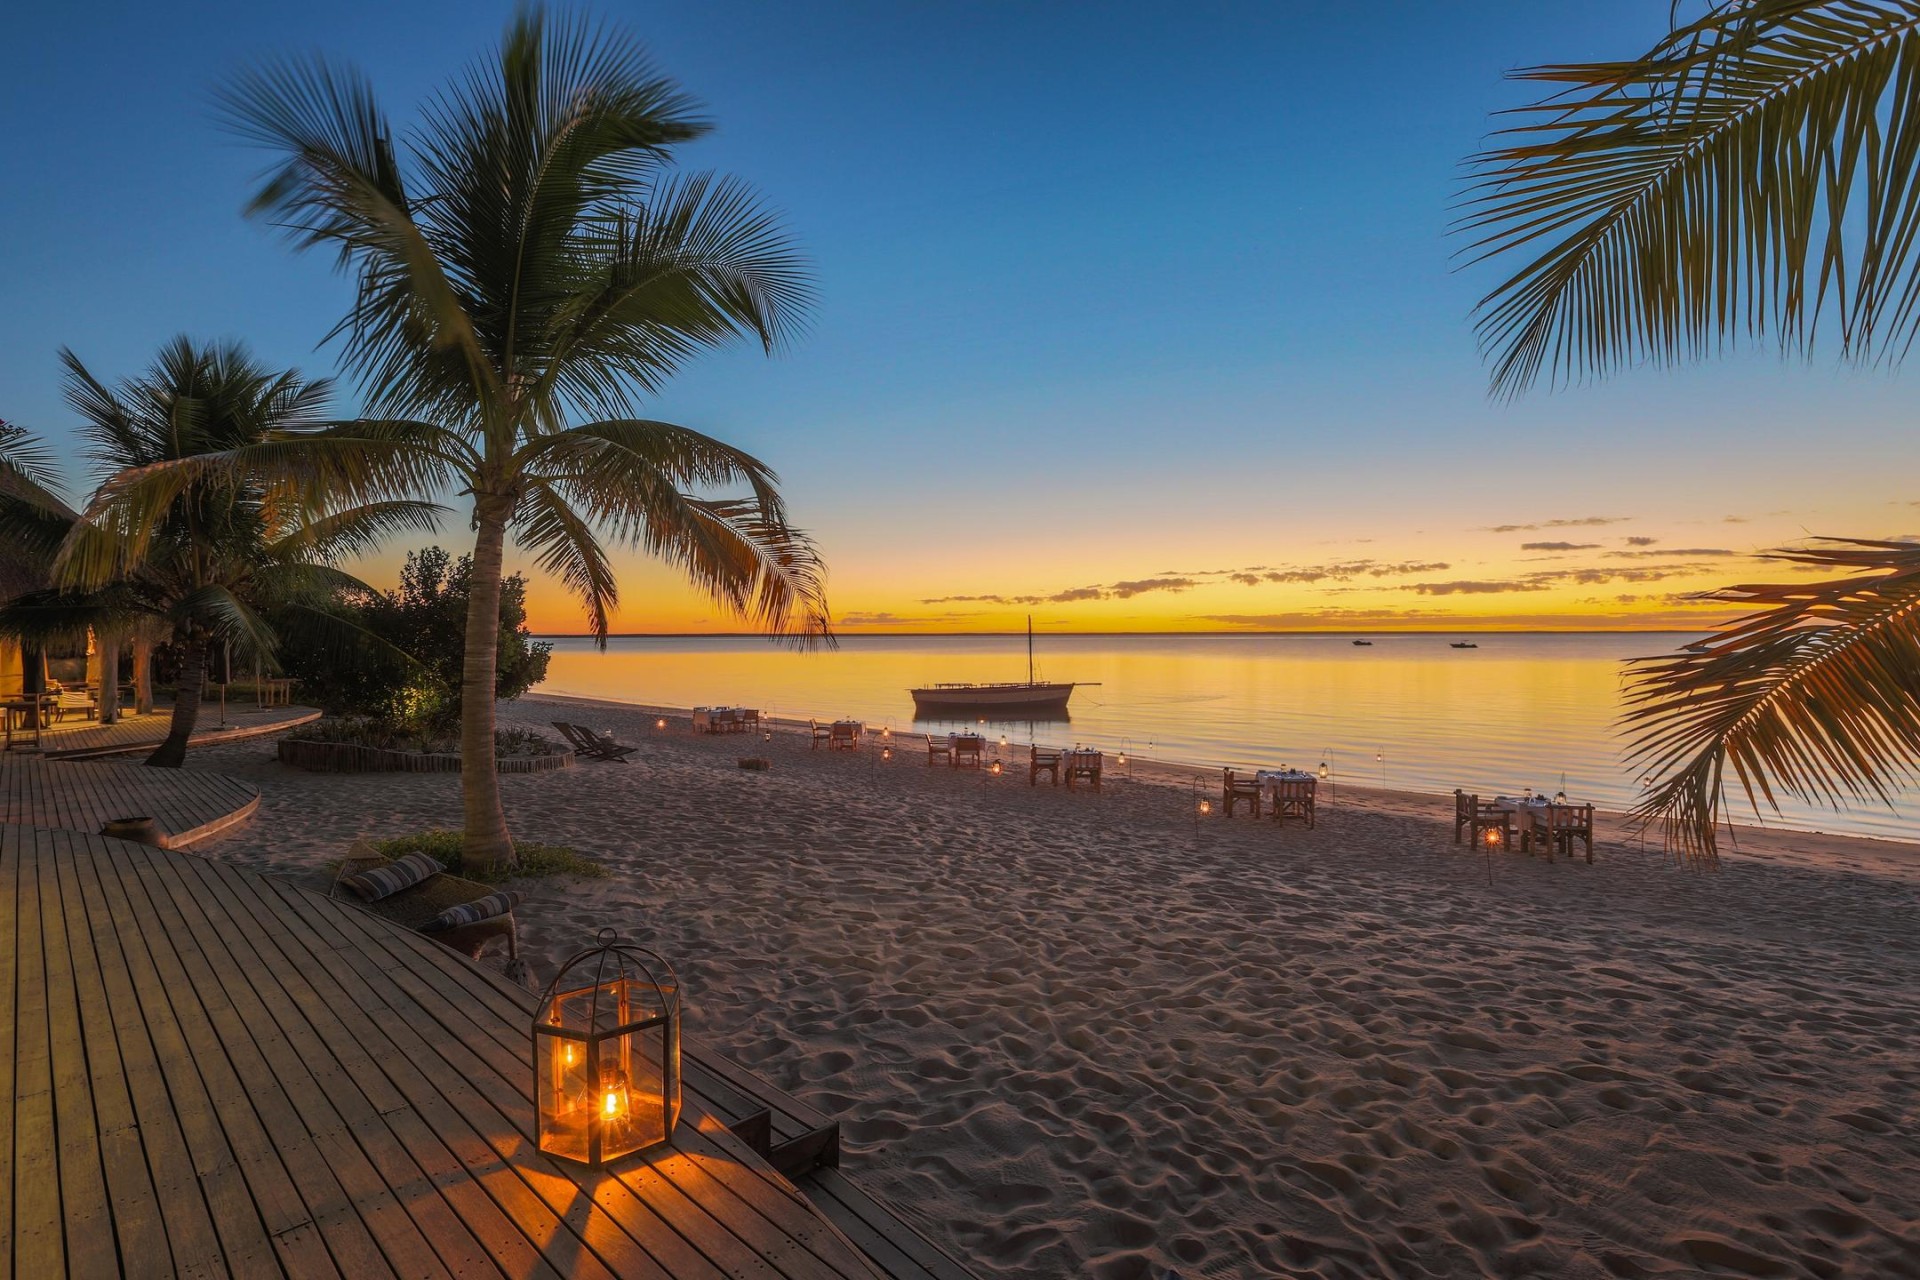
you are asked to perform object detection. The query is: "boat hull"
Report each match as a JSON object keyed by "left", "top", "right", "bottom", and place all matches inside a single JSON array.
[{"left": 909, "top": 682, "right": 1075, "bottom": 711}]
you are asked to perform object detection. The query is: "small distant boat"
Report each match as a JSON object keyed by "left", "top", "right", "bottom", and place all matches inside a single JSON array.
[
  {"left": 910, "top": 617, "right": 1079, "bottom": 712},
  {"left": 1450, "top": 641, "right": 1479, "bottom": 649},
  {"left": 1352, "top": 639, "right": 1373, "bottom": 647}
]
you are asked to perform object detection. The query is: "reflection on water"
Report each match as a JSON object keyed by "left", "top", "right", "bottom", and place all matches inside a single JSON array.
[{"left": 538, "top": 632, "right": 1915, "bottom": 841}]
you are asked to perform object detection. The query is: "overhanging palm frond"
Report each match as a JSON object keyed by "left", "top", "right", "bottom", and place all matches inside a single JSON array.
[
  {"left": 1463, "top": 0, "right": 1920, "bottom": 397},
  {"left": 265, "top": 499, "right": 445, "bottom": 564},
  {"left": 1623, "top": 538, "right": 1920, "bottom": 866},
  {"left": 514, "top": 484, "right": 620, "bottom": 641}
]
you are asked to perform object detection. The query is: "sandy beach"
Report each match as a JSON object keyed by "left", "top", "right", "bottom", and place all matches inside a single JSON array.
[{"left": 189, "top": 694, "right": 1920, "bottom": 1279}]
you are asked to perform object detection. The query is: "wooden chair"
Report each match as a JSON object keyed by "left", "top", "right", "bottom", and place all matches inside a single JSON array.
[
  {"left": 809, "top": 719, "right": 832, "bottom": 749},
  {"left": 1533, "top": 803, "right": 1595, "bottom": 863},
  {"left": 1065, "top": 751, "right": 1102, "bottom": 790},
  {"left": 1030, "top": 746, "right": 1062, "bottom": 786},
  {"left": 829, "top": 721, "right": 860, "bottom": 751},
  {"left": 740, "top": 708, "right": 762, "bottom": 735},
  {"left": 925, "top": 734, "right": 953, "bottom": 766},
  {"left": 1270, "top": 777, "right": 1316, "bottom": 828},
  {"left": 52, "top": 687, "right": 98, "bottom": 722},
  {"left": 1222, "top": 769, "right": 1262, "bottom": 817},
  {"left": 1454, "top": 791, "right": 1513, "bottom": 852},
  {"left": 952, "top": 736, "right": 983, "bottom": 768}
]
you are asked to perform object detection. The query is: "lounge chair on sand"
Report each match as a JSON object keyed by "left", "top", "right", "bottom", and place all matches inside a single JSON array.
[
  {"left": 332, "top": 842, "right": 532, "bottom": 987},
  {"left": 552, "top": 721, "right": 638, "bottom": 761}
]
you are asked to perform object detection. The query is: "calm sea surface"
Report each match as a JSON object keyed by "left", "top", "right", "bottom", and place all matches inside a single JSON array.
[{"left": 538, "top": 632, "right": 1916, "bottom": 842}]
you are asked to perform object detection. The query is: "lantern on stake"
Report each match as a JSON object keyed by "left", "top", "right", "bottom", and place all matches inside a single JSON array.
[{"left": 534, "top": 931, "right": 681, "bottom": 1166}]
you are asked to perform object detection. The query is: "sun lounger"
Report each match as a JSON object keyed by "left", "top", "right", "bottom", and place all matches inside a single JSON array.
[
  {"left": 330, "top": 843, "right": 529, "bottom": 984},
  {"left": 551, "top": 721, "right": 637, "bottom": 761}
]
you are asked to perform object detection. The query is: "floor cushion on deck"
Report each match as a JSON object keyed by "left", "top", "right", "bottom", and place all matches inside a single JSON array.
[
  {"left": 422, "top": 889, "right": 520, "bottom": 932},
  {"left": 340, "top": 851, "right": 442, "bottom": 900}
]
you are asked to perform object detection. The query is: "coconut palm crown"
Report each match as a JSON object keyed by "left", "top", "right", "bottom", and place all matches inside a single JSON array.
[
  {"left": 0, "top": 338, "right": 440, "bottom": 766},
  {"left": 218, "top": 6, "right": 831, "bottom": 871},
  {"left": 1463, "top": 0, "right": 1920, "bottom": 864}
]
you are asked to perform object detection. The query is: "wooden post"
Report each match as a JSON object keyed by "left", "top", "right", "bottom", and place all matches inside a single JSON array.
[
  {"left": 133, "top": 634, "right": 154, "bottom": 715},
  {"left": 97, "top": 628, "right": 121, "bottom": 725}
]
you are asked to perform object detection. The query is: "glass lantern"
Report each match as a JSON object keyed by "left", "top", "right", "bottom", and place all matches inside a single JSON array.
[{"left": 534, "top": 930, "right": 681, "bottom": 1165}]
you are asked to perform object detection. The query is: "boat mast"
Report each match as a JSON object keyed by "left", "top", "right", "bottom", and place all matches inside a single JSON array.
[{"left": 1027, "top": 615, "right": 1034, "bottom": 685}]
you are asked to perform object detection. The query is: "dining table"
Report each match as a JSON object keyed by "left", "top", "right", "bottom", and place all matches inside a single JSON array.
[
  {"left": 1254, "top": 768, "right": 1318, "bottom": 802},
  {"left": 1491, "top": 795, "right": 1553, "bottom": 849}
]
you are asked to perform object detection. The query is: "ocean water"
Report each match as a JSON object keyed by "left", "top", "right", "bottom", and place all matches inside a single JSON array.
[{"left": 537, "top": 632, "right": 1916, "bottom": 842}]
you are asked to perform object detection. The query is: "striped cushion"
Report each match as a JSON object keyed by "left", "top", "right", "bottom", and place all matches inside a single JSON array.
[
  {"left": 422, "top": 890, "right": 520, "bottom": 932},
  {"left": 340, "top": 852, "right": 442, "bottom": 901}
]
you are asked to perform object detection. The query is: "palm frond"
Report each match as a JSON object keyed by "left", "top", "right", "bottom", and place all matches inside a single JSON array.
[
  {"left": 1463, "top": 0, "right": 1920, "bottom": 396},
  {"left": 0, "top": 584, "right": 154, "bottom": 647},
  {"left": 267, "top": 500, "right": 445, "bottom": 564},
  {"left": 0, "top": 419, "right": 67, "bottom": 506},
  {"left": 514, "top": 484, "right": 619, "bottom": 641},
  {"left": 547, "top": 171, "right": 813, "bottom": 419},
  {"left": 173, "top": 584, "right": 280, "bottom": 661},
  {"left": 1623, "top": 537, "right": 1920, "bottom": 866},
  {"left": 220, "top": 54, "right": 499, "bottom": 415}
]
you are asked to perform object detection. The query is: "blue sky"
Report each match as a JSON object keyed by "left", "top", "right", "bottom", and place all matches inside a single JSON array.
[{"left": 4, "top": 2, "right": 1913, "bottom": 631}]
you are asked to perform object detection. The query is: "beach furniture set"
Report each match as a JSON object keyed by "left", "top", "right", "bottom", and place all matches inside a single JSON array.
[
  {"left": 1454, "top": 790, "right": 1595, "bottom": 861},
  {"left": 924, "top": 732, "right": 985, "bottom": 766},
  {"left": 808, "top": 718, "right": 864, "bottom": 749},
  {"left": 693, "top": 705, "right": 760, "bottom": 734},
  {"left": 1219, "top": 767, "right": 1318, "bottom": 825}
]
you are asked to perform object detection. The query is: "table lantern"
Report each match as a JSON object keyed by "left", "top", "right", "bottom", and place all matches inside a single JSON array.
[{"left": 534, "top": 931, "right": 681, "bottom": 1166}]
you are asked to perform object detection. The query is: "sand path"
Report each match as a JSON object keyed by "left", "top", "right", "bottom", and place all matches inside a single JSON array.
[{"left": 191, "top": 696, "right": 1920, "bottom": 1279}]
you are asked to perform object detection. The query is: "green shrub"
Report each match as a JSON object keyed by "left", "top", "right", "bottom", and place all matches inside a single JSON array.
[
  {"left": 287, "top": 716, "right": 561, "bottom": 758},
  {"left": 276, "top": 546, "right": 552, "bottom": 732},
  {"left": 372, "top": 829, "right": 608, "bottom": 883}
]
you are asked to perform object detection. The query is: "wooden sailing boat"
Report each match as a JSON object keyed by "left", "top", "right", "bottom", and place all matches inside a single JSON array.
[{"left": 909, "top": 617, "right": 1076, "bottom": 712}]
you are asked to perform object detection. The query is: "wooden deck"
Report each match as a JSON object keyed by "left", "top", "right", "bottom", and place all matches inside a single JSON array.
[
  {"left": 24, "top": 704, "right": 321, "bottom": 761},
  {"left": 3, "top": 823, "right": 901, "bottom": 1279},
  {"left": 0, "top": 756, "right": 260, "bottom": 848}
]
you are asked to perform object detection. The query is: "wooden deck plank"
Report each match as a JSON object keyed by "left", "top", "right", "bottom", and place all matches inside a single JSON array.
[
  {"left": 0, "top": 757, "right": 259, "bottom": 848},
  {"left": 53, "top": 829, "right": 186, "bottom": 1279},
  {"left": 122, "top": 840, "right": 458, "bottom": 1280},
  {"left": 264, "top": 884, "right": 702, "bottom": 1280},
  {"left": 0, "top": 820, "right": 17, "bottom": 1269},
  {"left": 232, "top": 872, "right": 635, "bottom": 1280},
  {"left": 8, "top": 823, "right": 924, "bottom": 1280},
  {"left": 12, "top": 824, "right": 66, "bottom": 1278},
  {"left": 38, "top": 835, "right": 127, "bottom": 1277},
  {"left": 159, "top": 848, "right": 517, "bottom": 1280},
  {"left": 31, "top": 704, "right": 320, "bottom": 762},
  {"left": 79, "top": 832, "right": 327, "bottom": 1278},
  {"left": 310, "top": 885, "right": 882, "bottom": 1280},
  {"left": 65, "top": 829, "right": 233, "bottom": 1277}
]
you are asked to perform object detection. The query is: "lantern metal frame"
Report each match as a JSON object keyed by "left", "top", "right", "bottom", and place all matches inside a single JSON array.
[{"left": 533, "top": 929, "right": 682, "bottom": 1166}]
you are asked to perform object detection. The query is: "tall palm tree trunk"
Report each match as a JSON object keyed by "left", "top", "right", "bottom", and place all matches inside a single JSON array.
[
  {"left": 148, "top": 629, "right": 205, "bottom": 767},
  {"left": 460, "top": 499, "right": 515, "bottom": 873}
]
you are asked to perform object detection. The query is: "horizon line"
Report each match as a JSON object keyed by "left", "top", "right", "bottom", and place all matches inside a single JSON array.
[{"left": 532, "top": 627, "right": 1707, "bottom": 639}]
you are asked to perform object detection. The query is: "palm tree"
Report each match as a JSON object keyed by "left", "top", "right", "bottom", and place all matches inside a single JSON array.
[
  {"left": 1462, "top": 0, "right": 1920, "bottom": 864},
  {"left": 219, "top": 6, "right": 831, "bottom": 872},
  {"left": 0, "top": 338, "right": 439, "bottom": 766}
]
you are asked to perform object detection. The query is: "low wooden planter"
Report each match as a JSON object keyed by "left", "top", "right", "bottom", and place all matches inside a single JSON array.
[{"left": 277, "top": 738, "right": 576, "bottom": 775}]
